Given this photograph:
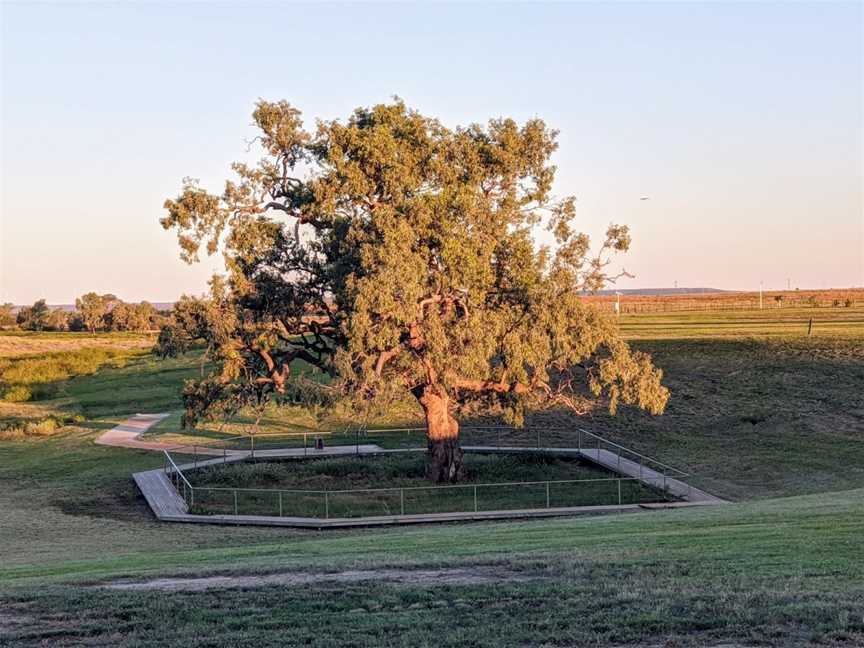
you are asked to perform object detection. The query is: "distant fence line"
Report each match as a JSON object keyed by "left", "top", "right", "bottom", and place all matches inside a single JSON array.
[{"left": 587, "top": 296, "right": 861, "bottom": 314}]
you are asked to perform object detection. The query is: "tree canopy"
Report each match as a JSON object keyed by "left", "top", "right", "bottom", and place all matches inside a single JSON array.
[
  {"left": 16, "top": 299, "right": 50, "bottom": 331},
  {"left": 160, "top": 99, "right": 669, "bottom": 482},
  {"left": 75, "top": 293, "right": 118, "bottom": 333}
]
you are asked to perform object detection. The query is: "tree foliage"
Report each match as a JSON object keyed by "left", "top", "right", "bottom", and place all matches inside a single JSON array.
[
  {"left": 160, "top": 99, "right": 669, "bottom": 481},
  {"left": 16, "top": 299, "right": 50, "bottom": 331},
  {"left": 0, "top": 303, "right": 16, "bottom": 328},
  {"left": 107, "top": 301, "right": 157, "bottom": 332},
  {"left": 74, "top": 293, "right": 118, "bottom": 333}
]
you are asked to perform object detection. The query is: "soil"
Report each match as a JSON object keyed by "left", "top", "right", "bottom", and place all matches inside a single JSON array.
[{"left": 101, "top": 566, "right": 540, "bottom": 592}]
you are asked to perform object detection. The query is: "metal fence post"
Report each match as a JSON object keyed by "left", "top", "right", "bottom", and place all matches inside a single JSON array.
[
  {"left": 304, "top": 433, "right": 307, "bottom": 457},
  {"left": 325, "top": 491, "right": 330, "bottom": 519},
  {"left": 233, "top": 489, "right": 238, "bottom": 515},
  {"left": 400, "top": 489, "right": 405, "bottom": 516},
  {"left": 473, "top": 485, "right": 478, "bottom": 512},
  {"left": 617, "top": 479, "right": 622, "bottom": 506},
  {"left": 190, "top": 486, "right": 194, "bottom": 511},
  {"left": 279, "top": 491, "right": 283, "bottom": 517}
]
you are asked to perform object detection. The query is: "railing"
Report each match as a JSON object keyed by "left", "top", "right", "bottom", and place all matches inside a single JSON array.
[
  {"left": 160, "top": 426, "right": 689, "bottom": 477},
  {"left": 163, "top": 450, "right": 195, "bottom": 509},
  {"left": 160, "top": 425, "right": 694, "bottom": 516},
  {"left": 575, "top": 428, "right": 689, "bottom": 478},
  {"left": 176, "top": 474, "right": 672, "bottom": 519}
]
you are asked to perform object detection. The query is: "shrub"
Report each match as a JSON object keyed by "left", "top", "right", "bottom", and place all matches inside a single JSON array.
[
  {"left": 0, "top": 414, "right": 84, "bottom": 441},
  {"left": 2, "top": 385, "right": 32, "bottom": 402}
]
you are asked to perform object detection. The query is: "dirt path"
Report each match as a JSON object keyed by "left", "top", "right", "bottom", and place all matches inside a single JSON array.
[{"left": 102, "top": 566, "right": 539, "bottom": 592}]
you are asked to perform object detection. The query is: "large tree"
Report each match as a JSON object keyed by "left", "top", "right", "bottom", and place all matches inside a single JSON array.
[
  {"left": 160, "top": 99, "right": 669, "bottom": 482},
  {"left": 0, "top": 303, "right": 15, "bottom": 328},
  {"left": 16, "top": 299, "right": 50, "bottom": 331},
  {"left": 108, "top": 301, "right": 157, "bottom": 332},
  {"left": 74, "top": 292, "right": 118, "bottom": 333}
]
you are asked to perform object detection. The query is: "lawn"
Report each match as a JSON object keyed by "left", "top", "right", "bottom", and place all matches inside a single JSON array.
[
  {"left": 1, "top": 487, "right": 862, "bottom": 646},
  {"left": 0, "top": 309, "right": 862, "bottom": 646},
  {"left": 145, "top": 308, "right": 864, "bottom": 502}
]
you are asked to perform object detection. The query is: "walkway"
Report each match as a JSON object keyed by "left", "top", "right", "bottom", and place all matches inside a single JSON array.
[
  {"left": 463, "top": 446, "right": 725, "bottom": 504},
  {"left": 578, "top": 447, "right": 724, "bottom": 504},
  {"left": 97, "top": 412, "right": 385, "bottom": 459},
  {"left": 101, "top": 413, "right": 726, "bottom": 527},
  {"left": 95, "top": 413, "right": 183, "bottom": 450}
]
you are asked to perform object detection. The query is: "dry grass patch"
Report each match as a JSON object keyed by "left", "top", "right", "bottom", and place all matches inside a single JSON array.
[{"left": 0, "top": 333, "right": 153, "bottom": 358}]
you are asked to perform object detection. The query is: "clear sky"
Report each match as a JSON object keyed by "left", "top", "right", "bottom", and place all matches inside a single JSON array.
[{"left": 1, "top": 1, "right": 861, "bottom": 304}]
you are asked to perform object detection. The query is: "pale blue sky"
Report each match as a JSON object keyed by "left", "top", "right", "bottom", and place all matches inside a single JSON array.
[{"left": 1, "top": 1, "right": 861, "bottom": 303}]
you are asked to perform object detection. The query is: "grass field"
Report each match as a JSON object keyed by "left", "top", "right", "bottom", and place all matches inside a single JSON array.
[
  {"left": 1, "top": 307, "right": 862, "bottom": 646},
  {"left": 586, "top": 287, "right": 864, "bottom": 314},
  {"left": 0, "top": 331, "right": 155, "bottom": 358},
  {"left": 1, "top": 489, "right": 862, "bottom": 646}
]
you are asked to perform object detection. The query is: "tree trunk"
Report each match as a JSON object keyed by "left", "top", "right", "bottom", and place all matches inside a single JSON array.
[{"left": 417, "top": 388, "right": 466, "bottom": 483}]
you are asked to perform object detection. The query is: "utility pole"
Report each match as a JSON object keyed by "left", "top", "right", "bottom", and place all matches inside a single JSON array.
[{"left": 614, "top": 291, "right": 621, "bottom": 317}]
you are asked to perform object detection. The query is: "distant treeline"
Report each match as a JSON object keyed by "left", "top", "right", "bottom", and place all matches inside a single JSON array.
[{"left": 0, "top": 293, "right": 170, "bottom": 333}]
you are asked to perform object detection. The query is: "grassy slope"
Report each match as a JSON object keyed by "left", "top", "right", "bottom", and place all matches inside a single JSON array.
[
  {"left": 1, "top": 488, "right": 862, "bottom": 646},
  {"left": 147, "top": 308, "right": 864, "bottom": 501},
  {"left": 1, "top": 310, "right": 862, "bottom": 646}
]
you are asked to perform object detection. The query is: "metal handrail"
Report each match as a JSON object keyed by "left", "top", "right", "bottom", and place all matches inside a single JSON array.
[
  {"left": 186, "top": 475, "right": 654, "bottom": 497},
  {"left": 160, "top": 426, "right": 691, "bottom": 482},
  {"left": 576, "top": 428, "right": 689, "bottom": 477},
  {"left": 184, "top": 473, "right": 670, "bottom": 519},
  {"left": 163, "top": 450, "right": 193, "bottom": 491},
  {"left": 162, "top": 435, "right": 681, "bottom": 519}
]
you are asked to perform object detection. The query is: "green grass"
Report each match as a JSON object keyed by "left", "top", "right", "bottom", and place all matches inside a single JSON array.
[
  {"left": 148, "top": 330, "right": 864, "bottom": 503},
  {"left": 616, "top": 306, "right": 864, "bottom": 339},
  {"left": 0, "top": 347, "right": 134, "bottom": 402},
  {"left": 1, "top": 311, "right": 862, "bottom": 646},
  {"left": 1, "top": 487, "right": 862, "bottom": 646},
  {"left": 543, "top": 334, "right": 864, "bottom": 501}
]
